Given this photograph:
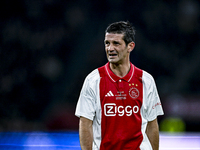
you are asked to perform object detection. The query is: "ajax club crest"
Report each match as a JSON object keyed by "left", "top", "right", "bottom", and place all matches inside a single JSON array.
[{"left": 129, "top": 87, "right": 139, "bottom": 99}]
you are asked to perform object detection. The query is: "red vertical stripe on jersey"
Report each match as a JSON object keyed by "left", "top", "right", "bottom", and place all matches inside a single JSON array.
[{"left": 98, "top": 64, "right": 143, "bottom": 150}]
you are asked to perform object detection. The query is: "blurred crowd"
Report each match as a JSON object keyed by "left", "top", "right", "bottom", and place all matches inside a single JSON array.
[{"left": 0, "top": 0, "right": 199, "bottom": 131}]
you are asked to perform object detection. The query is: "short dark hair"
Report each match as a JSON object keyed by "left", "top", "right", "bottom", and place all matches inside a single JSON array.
[{"left": 105, "top": 21, "right": 136, "bottom": 45}]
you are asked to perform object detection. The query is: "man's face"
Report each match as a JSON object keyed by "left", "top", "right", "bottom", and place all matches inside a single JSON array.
[{"left": 104, "top": 33, "right": 131, "bottom": 65}]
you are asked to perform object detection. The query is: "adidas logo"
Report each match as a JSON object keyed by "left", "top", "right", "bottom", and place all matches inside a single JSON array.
[{"left": 105, "top": 91, "right": 114, "bottom": 97}]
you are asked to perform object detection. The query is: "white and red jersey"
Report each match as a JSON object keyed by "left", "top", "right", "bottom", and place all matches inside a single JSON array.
[{"left": 75, "top": 63, "right": 164, "bottom": 150}]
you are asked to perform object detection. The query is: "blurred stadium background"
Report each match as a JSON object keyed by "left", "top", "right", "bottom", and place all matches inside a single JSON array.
[{"left": 0, "top": 0, "right": 200, "bottom": 149}]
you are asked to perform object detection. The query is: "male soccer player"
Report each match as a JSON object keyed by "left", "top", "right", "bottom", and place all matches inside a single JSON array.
[{"left": 75, "top": 21, "right": 164, "bottom": 150}]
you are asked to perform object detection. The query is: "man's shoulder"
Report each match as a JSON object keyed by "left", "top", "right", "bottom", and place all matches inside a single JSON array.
[
  {"left": 86, "top": 68, "right": 99, "bottom": 79},
  {"left": 142, "top": 70, "right": 154, "bottom": 81},
  {"left": 85, "top": 66, "right": 103, "bottom": 82},
  {"left": 85, "top": 64, "right": 107, "bottom": 83},
  {"left": 141, "top": 70, "right": 156, "bottom": 88},
  {"left": 133, "top": 65, "right": 155, "bottom": 84}
]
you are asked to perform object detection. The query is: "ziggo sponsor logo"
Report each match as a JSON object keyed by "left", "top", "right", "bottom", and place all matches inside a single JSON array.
[{"left": 104, "top": 103, "right": 139, "bottom": 116}]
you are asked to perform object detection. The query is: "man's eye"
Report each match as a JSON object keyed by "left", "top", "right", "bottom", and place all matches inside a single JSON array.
[
  {"left": 114, "top": 42, "right": 119, "bottom": 45},
  {"left": 105, "top": 42, "right": 109, "bottom": 45}
]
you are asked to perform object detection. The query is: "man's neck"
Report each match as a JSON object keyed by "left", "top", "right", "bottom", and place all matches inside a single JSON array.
[{"left": 109, "top": 62, "right": 131, "bottom": 78}]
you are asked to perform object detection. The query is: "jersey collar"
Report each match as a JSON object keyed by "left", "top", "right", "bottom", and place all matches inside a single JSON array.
[{"left": 105, "top": 62, "right": 134, "bottom": 82}]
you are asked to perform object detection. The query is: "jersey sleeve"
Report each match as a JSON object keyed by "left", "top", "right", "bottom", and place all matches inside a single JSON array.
[
  {"left": 75, "top": 70, "right": 99, "bottom": 121},
  {"left": 143, "top": 71, "right": 164, "bottom": 121}
]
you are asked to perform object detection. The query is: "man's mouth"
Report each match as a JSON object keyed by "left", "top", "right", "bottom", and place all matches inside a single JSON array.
[{"left": 109, "top": 54, "right": 117, "bottom": 57}]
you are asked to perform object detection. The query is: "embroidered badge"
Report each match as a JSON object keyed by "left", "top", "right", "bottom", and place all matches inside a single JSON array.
[{"left": 129, "top": 87, "right": 139, "bottom": 99}]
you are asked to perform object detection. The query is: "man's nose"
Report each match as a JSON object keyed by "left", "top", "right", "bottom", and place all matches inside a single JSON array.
[{"left": 108, "top": 44, "right": 114, "bottom": 51}]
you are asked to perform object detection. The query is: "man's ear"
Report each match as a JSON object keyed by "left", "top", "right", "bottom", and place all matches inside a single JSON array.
[{"left": 128, "top": 42, "right": 135, "bottom": 53}]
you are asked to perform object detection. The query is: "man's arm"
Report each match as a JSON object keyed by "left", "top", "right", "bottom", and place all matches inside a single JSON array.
[
  {"left": 79, "top": 116, "right": 93, "bottom": 150},
  {"left": 146, "top": 118, "right": 160, "bottom": 150}
]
